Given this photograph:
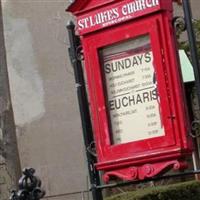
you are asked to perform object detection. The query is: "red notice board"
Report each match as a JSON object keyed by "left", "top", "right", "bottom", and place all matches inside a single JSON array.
[
  {"left": 67, "top": 0, "right": 193, "bottom": 182},
  {"left": 83, "top": 13, "right": 192, "bottom": 182}
]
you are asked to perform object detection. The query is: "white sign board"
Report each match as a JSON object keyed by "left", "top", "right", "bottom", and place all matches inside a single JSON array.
[{"left": 102, "top": 41, "right": 164, "bottom": 144}]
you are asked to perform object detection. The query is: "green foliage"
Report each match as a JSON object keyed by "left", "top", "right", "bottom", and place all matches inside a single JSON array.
[
  {"left": 193, "top": 19, "right": 200, "bottom": 57},
  {"left": 177, "top": 19, "right": 200, "bottom": 57},
  {"left": 106, "top": 181, "right": 200, "bottom": 200}
]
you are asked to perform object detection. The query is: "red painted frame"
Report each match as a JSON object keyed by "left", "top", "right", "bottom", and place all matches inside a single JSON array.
[
  {"left": 82, "top": 12, "right": 192, "bottom": 181},
  {"left": 67, "top": 0, "right": 193, "bottom": 182}
]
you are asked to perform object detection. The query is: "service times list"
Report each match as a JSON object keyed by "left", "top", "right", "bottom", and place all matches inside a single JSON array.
[{"left": 103, "top": 47, "right": 164, "bottom": 144}]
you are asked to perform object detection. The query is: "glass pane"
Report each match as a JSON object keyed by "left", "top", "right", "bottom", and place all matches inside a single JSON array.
[{"left": 100, "top": 35, "right": 165, "bottom": 145}]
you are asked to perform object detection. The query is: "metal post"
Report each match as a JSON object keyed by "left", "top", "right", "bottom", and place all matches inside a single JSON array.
[
  {"left": 67, "top": 21, "right": 103, "bottom": 200},
  {"left": 182, "top": 0, "right": 200, "bottom": 175},
  {"left": 182, "top": 0, "right": 200, "bottom": 106}
]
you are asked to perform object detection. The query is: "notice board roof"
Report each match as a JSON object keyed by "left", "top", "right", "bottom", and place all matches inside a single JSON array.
[
  {"left": 67, "top": 0, "right": 182, "bottom": 15},
  {"left": 67, "top": 0, "right": 122, "bottom": 14}
]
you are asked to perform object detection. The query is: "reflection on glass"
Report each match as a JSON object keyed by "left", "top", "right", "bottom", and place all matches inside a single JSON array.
[{"left": 100, "top": 35, "right": 164, "bottom": 145}]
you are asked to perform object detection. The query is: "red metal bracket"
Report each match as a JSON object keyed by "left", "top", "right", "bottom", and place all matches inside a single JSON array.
[{"left": 103, "top": 160, "right": 188, "bottom": 183}]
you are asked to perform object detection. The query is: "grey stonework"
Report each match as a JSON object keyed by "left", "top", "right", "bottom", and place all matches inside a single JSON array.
[
  {"left": 0, "top": 1, "right": 21, "bottom": 199},
  {"left": 1, "top": 0, "right": 89, "bottom": 200}
]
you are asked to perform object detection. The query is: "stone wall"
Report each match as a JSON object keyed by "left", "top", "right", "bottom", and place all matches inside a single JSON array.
[{"left": 1, "top": 1, "right": 89, "bottom": 200}]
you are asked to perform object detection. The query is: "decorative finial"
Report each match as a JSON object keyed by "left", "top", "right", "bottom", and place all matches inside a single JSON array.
[{"left": 10, "top": 168, "right": 45, "bottom": 200}]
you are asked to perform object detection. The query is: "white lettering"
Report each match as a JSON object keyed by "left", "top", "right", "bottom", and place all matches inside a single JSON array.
[
  {"left": 78, "top": 19, "right": 84, "bottom": 30},
  {"left": 122, "top": 5, "right": 127, "bottom": 15},
  {"left": 152, "top": 0, "right": 159, "bottom": 6},
  {"left": 146, "top": 1, "right": 152, "bottom": 8},
  {"left": 140, "top": 0, "right": 146, "bottom": 9},
  {"left": 113, "top": 8, "right": 120, "bottom": 18},
  {"left": 83, "top": 18, "right": 89, "bottom": 28},
  {"left": 78, "top": 0, "right": 160, "bottom": 31},
  {"left": 89, "top": 16, "right": 96, "bottom": 27},
  {"left": 100, "top": 12, "right": 107, "bottom": 23}
]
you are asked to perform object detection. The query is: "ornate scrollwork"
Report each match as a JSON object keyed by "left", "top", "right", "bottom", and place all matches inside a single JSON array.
[
  {"left": 190, "top": 120, "right": 200, "bottom": 138},
  {"left": 10, "top": 168, "right": 45, "bottom": 200},
  {"left": 76, "top": 45, "right": 84, "bottom": 61},
  {"left": 103, "top": 167, "right": 138, "bottom": 183},
  {"left": 87, "top": 141, "right": 97, "bottom": 157},
  {"left": 103, "top": 160, "right": 188, "bottom": 183},
  {"left": 173, "top": 16, "right": 186, "bottom": 35}
]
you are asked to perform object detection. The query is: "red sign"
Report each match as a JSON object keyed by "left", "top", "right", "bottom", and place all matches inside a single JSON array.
[
  {"left": 67, "top": 0, "right": 192, "bottom": 183},
  {"left": 77, "top": 0, "right": 162, "bottom": 34}
]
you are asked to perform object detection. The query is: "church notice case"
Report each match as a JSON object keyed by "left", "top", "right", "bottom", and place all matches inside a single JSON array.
[{"left": 100, "top": 35, "right": 164, "bottom": 144}]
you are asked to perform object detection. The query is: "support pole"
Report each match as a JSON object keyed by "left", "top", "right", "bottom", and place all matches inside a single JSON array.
[
  {"left": 67, "top": 21, "right": 103, "bottom": 200},
  {"left": 182, "top": 0, "right": 200, "bottom": 107},
  {"left": 182, "top": 0, "right": 200, "bottom": 175}
]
